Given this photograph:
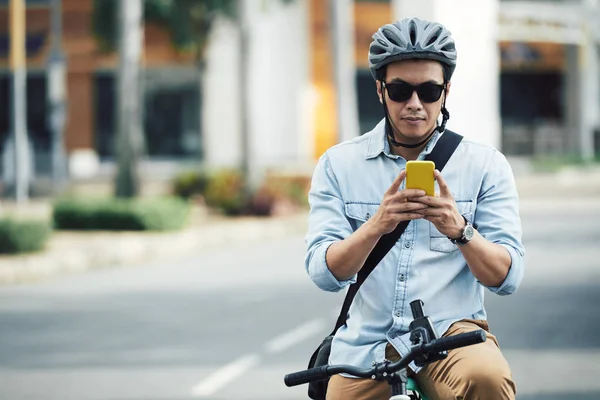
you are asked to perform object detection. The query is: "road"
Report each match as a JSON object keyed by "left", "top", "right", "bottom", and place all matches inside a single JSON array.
[{"left": 0, "top": 197, "right": 599, "bottom": 400}]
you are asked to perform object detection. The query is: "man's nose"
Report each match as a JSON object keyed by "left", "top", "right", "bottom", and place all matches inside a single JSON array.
[{"left": 406, "top": 90, "right": 423, "bottom": 110}]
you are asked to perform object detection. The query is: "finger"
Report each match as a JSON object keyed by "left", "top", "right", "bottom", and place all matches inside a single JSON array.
[
  {"left": 386, "top": 170, "right": 406, "bottom": 196},
  {"left": 394, "top": 212, "right": 425, "bottom": 221},
  {"left": 434, "top": 170, "right": 452, "bottom": 198},
  {"left": 387, "top": 202, "right": 428, "bottom": 213},
  {"left": 410, "top": 195, "right": 444, "bottom": 207},
  {"left": 391, "top": 189, "right": 426, "bottom": 202},
  {"left": 421, "top": 208, "right": 446, "bottom": 217}
]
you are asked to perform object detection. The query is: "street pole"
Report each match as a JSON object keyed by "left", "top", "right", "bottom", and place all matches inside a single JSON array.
[
  {"left": 329, "top": 0, "right": 360, "bottom": 142},
  {"left": 238, "top": 0, "right": 252, "bottom": 196},
  {"left": 47, "top": 0, "right": 68, "bottom": 192},
  {"left": 115, "top": 0, "right": 144, "bottom": 198},
  {"left": 581, "top": 0, "right": 599, "bottom": 162},
  {"left": 9, "top": 0, "right": 29, "bottom": 204}
]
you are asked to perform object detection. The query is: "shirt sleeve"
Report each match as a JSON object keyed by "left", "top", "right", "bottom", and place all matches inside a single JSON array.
[
  {"left": 474, "top": 150, "right": 525, "bottom": 296},
  {"left": 304, "top": 152, "right": 357, "bottom": 292}
]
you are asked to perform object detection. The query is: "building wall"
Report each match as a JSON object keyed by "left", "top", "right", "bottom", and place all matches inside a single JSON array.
[
  {"left": 391, "top": 0, "right": 501, "bottom": 149},
  {"left": 202, "top": 0, "right": 311, "bottom": 176},
  {"left": 0, "top": 0, "right": 198, "bottom": 158}
]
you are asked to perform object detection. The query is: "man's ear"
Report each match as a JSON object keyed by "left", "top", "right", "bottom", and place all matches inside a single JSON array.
[
  {"left": 445, "top": 81, "right": 452, "bottom": 99},
  {"left": 376, "top": 81, "right": 383, "bottom": 104}
]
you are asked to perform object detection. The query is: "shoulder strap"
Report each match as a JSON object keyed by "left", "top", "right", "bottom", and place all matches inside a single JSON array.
[{"left": 330, "top": 130, "right": 463, "bottom": 335}]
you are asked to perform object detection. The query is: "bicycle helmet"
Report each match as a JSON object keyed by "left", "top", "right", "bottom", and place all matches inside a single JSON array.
[{"left": 369, "top": 17, "right": 457, "bottom": 82}]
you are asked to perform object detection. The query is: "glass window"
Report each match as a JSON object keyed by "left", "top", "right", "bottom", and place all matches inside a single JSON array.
[
  {"left": 356, "top": 69, "right": 384, "bottom": 134},
  {"left": 0, "top": 73, "right": 51, "bottom": 176},
  {"left": 93, "top": 72, "right": 202, "bottom": 160},
  {"left": 0, "top": 0, "right": 50, "bottom": 6}
]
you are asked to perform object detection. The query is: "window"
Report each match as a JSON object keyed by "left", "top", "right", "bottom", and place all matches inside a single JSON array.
[
  {"left": 356, "top": 69, "right": 384, "bottom": 135},
  {"left": 0, "top": 33, "right": 48, "bottom": 59},
  {"left": 0, "top": 0, "right": 49, "bottom": 6},
  {"left": 93, "top": 72, "right": 202, "bottom": 160},
  {"left": 0, "top": 73, "right": 51, "bottom": 176}
]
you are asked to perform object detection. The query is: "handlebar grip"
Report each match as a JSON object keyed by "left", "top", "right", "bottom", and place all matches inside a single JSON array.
[
  {"left": 284, "top": 366, "right": 329, "bottom": 387},
  {"left": 424, "top": 329, "right": 487, "bottom": 354}
]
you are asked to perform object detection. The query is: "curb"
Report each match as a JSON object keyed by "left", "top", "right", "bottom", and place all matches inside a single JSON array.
[
  {"left": 0, "top": 212, "right": 309, "bottom": 286},
  {"left": 514, "top": 167, "right": 600, "bottom": 198}
]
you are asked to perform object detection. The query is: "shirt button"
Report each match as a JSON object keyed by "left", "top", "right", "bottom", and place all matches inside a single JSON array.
[
  {"left": 395, "top": 311, "right": 401, "bottom": 317},
  {"left": 404, "top": 242, "right": 411, "bottom": 249},
  {"left": 399, "top": 274, "right": 405, "bottom": 282},
  {"left": 365, "top": 213, "right": 370, "bottom": 220}
]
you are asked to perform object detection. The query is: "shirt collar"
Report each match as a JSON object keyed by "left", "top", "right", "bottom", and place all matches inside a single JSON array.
[{"left": 365, "top": 118, "right": 443, "bottom": 161}]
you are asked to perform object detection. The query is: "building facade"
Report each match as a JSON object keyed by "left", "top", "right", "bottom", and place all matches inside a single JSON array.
[{"left": 1, "top": 0, "right": 598, "bottom": 189}]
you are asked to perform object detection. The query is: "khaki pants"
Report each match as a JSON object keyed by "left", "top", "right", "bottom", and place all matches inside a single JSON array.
[{"left": 326, "top": 319, "right": 516, "bottom": 400}]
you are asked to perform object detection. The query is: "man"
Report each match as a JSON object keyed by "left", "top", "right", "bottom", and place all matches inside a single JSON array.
[{"left": 304, "top": 17, "right": 525, "bottom": 400}]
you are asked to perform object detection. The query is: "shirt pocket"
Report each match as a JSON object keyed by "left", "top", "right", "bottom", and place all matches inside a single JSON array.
[
  {"left": 344, "top": 202, "right": 380, "bottom": 231},
  {"left": 430, "top": 199, "right": 474, "bottom": 253}
]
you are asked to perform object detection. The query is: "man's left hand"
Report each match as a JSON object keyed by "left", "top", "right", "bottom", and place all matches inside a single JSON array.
[{"left": 412, "top": 170, "right": 465, "bottom": 239}]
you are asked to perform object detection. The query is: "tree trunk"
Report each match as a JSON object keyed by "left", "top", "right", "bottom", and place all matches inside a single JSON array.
[
  {"left": 115, "top": 0, "right": 144, "bottom": 198},
  {"left": 329, "top": 0, "right": 360, "bottom": 142}
]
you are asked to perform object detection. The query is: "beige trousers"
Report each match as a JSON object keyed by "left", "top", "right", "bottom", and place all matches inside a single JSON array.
[{"left": 326, "top": 319, "right": 516, "bottom": 400}]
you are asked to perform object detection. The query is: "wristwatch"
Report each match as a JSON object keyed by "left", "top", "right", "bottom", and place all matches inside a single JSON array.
[{"left": 449, "top": 216, "right": 474, "bottom": 246}]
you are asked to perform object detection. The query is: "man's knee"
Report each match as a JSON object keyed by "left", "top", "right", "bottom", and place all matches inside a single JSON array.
[{"left": 463, "top": 360, "right": 516, "bottom": 399}]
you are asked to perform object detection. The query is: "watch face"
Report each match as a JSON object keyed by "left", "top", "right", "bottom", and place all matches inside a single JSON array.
[{"left": 464, "top": 224, "right": 475, "bottom": 241}]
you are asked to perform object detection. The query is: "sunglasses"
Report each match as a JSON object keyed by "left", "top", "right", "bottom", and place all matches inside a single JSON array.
[{"left": 382, "top": 81, "right": 446, "bottom": 103}]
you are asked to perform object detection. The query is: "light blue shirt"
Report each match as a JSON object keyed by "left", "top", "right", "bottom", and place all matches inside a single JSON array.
[{"left": 304, "top": 119, "right": 525, "bottom": 374}]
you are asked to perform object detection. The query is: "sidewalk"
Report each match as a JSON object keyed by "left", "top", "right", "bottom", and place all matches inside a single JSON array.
[
  {"left": 0, "top": 208, "right": 309, "bottom": 286},
  {"left": 511, "top": 160, "right": 600, "bottom": 199},
  {"left": 0, "top": 163, "right": 598, "bottom": 286}
]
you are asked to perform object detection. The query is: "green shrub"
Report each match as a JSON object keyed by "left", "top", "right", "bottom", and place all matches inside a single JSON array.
[
  {"left": 203, "top": 169, "right": 248, "bottom": 215},
  {"left": 52, "top": 196, "right": 191, "bottom": 231},
  {"left": 172, "top": 170, "right": 210, "bottom": 200},
  {"left": 0, "top": 218, "right": 52, "bottom": 254}
]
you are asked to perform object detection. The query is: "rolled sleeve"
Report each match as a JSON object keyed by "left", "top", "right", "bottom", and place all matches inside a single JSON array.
[
  {"left": 304, "top": 153, "right": 357, "bottom": 292},
  {"left": 486, "top": 244, "right": 525, "bottom": 295},
  {"left": 474, "top": 151, "right": 526, "bottom": 296}
]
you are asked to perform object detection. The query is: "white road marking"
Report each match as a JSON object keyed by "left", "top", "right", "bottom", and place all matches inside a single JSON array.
[
  {"left": 191, "top": 317, "right": 330, "bottom": 396},
  {"left": 265, "top": 318, "right": 326, "bottom": 354},
  {"left": 190, "top": 354, "right": 261, "bottom": 397}
]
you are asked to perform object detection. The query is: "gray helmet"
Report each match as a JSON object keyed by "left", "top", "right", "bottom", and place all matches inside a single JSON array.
[{"left": 368, "top": 17, "right": 457, "bottom": 81}]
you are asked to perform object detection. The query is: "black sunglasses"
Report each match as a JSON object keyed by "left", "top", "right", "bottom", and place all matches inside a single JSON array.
[{"left": 382, "top": 81, "right": 445, "bottom": 103}]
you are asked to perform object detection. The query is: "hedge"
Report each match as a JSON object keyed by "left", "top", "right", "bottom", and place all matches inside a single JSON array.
[
  {"left": 52, "top": 196, "right": 191, "bottom": 231},
  {"left": 0, "top": 218, "right": 52, "bottom": 254}
]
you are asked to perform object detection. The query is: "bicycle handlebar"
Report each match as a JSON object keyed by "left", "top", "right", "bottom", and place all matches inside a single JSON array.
[
  {"left": 284, "top": 329, "right": 486, "bottom": 387},
  {"left": 422, "top": 328, "right": 486, "bottom": 354}
]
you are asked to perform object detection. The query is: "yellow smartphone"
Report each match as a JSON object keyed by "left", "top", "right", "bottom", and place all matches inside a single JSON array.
[{"left": 405, "top": 160, "right": 435, "bottom": 197}]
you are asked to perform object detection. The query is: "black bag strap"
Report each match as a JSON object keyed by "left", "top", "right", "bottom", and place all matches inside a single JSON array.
[{"left": 330, "top": 130, "right": 463, "bottom": 335}]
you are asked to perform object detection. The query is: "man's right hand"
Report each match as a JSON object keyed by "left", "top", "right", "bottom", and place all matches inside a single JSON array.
[{"left": 367, "top": 170, "right": 428, "bottom": 236}]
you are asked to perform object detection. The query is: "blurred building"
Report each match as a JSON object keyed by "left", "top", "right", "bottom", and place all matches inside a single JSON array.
[{"left": 0, "top": 0, "right": 598, "bottom": 190}]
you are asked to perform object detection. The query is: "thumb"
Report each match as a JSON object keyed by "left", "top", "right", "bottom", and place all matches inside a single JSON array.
[
  {"left": 386, "top": 170, "right": 405, "bottom": 195},
  {"left": 434, "top": 170, "right": 451, "bottom": 197}
]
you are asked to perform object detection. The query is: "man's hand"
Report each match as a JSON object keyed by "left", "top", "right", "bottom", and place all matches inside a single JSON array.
[
  {"left": 413, "top": 170, "right": 465, "bottom": 239},
  {"left": 368, "top": 170, "right": 428, "bottom": 236}
]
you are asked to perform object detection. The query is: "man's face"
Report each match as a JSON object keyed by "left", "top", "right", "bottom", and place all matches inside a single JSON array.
[{"left": 376, "top": 59, "right": 450, "bottom": 143}]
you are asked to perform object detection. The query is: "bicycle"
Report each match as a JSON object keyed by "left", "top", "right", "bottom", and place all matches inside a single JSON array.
[{"left": 284, "top": 300, "right": 487, "bottom": 400}]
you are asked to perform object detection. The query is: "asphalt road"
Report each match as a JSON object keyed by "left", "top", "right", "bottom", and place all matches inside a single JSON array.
[{"left": 0, "top": 197, "right": 599, "bottom": 400}]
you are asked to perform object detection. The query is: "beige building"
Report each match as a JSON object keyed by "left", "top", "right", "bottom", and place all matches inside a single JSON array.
[{"left": 1, "top": 0, "right": 598, "bottom": 190}]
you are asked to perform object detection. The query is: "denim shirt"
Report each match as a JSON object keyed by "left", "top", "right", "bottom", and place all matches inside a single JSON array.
[{"left": 304, "top": 119, "right": 525, "bottom": 374}]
